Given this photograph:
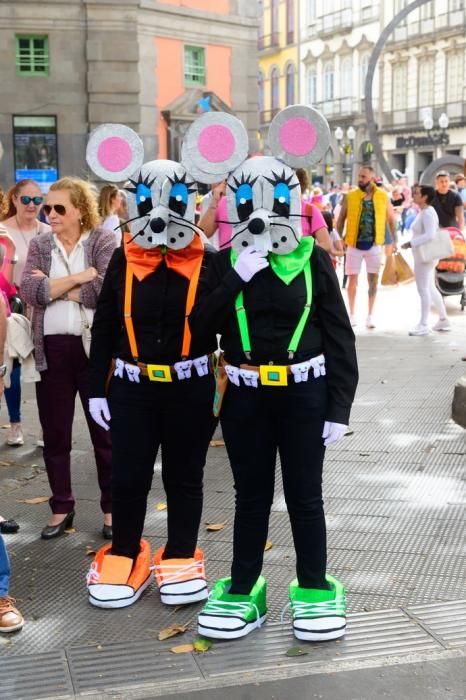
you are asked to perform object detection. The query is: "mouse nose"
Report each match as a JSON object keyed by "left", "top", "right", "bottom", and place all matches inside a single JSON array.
[
  {"left": 150, "top": 217, "right": 166, "bottom": 233},
  {"left": 248, "top": 218, "right": 266, "bottom": 235}
]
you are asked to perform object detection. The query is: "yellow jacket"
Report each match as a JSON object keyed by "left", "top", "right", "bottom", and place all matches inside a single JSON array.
[{"left": 345, "top": 185, "right": 387, "bottom": 247}]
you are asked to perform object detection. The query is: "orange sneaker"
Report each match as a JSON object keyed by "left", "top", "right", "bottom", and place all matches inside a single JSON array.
[
  {"left": 153, "top": 546, "right": 208, "bottom": 605},
  {"left": 87, "top": 539, "right": 153, "bottom": 609}
]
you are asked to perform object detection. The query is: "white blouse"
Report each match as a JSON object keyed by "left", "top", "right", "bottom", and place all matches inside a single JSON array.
[{"left": 43, "top": 233, "right": 94, "bottom": 336}]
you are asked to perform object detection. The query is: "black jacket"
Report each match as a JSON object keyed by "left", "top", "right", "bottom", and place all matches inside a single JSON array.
[
  {"left": 89, "top": 247, "right": 217, "bottom": 396},
  {"left": 189, "top": 245, "right": 358, "bottom": 424}
]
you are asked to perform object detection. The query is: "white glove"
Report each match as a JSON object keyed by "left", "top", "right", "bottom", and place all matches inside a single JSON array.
[
  {"left": 89, "top": 398, "right": 111, "bottom": 431},
  {"left": 234, "top": 247, "right": 269, "bottom": 283},
  {"left": 322, "top": 421, "right": 347, "bottom": 446}
]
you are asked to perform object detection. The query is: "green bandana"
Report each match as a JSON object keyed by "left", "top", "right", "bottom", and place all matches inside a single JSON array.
[
  {"left": 268, "top": 237, "right": 315, "bottom": 285},
  {"left": 231, "top": 237, "right": 315, "bottom": 286}
]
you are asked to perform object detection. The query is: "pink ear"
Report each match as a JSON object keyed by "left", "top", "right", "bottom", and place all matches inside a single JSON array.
[
  {"left": 97, "top": 137, "right": 133, "bottom": 172},
  {"left": 198, "top": 125, "right": 236, "bottom": 163},
  {"left": 86, "top": 124, "right": 144, "bottom": 182},
  {"left": 182, "top": 112, "right": 248, "bottom": 184},
  {"left": 269, "top": 106, "right": 331, "bottom": 168},
  {"left": 279, "top": 118, "right": 317, "bottom": 157}
]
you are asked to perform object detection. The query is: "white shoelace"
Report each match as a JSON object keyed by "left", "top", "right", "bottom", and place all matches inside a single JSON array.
[
  {"left": 280, "top": 596, "right": 345, "bottom": 623},
  {"left": 86, "top": 562, "right": 99, "bottom": 585},
  {"left": 203, "top": 598, "right": 263, "bottom": 626},
  {"left": 152, "top": 559, "right": 205, "bottom": 584}
]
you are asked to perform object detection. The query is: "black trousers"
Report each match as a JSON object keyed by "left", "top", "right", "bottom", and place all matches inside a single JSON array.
[
  {"left": 108, "top": 373, "right": 217, "bottom": 560},
  {"left": 221, "top": 375, "right": 328, "bottom": 594}
]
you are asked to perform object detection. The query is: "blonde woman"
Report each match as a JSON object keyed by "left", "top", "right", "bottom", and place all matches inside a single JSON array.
[
  {"left": 1, "top": 179, "right": 51, "bottom": 446},
  {"left": 21, "top": 177, "right": 116, "bottom": 539},
  {"left": 98, "top": 184, "right": 123, "bottom": 246}
]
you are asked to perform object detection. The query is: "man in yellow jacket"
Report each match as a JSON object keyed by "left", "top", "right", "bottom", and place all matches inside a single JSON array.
[{"left": 337, "top": 166, "right": 395, "bottom": 329}]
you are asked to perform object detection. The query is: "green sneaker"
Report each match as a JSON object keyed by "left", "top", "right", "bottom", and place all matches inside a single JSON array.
[
  {"left": 197, "top": 576, "right": 267, "bottom": 639},
  {"left": 286, "top": 575, "right": 346, "bottom": 641}
]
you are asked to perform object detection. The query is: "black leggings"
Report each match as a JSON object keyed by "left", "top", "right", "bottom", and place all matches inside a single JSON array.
[
  {"left": 221, "top": 376, "right": 328, "bottom": 594},
  {"left": 108, "top": 374, "right": 217, "bottom": 560}
]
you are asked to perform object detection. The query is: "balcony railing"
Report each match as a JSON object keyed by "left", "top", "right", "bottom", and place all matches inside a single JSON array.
[
  {"left": 258, "top": 33, "right": 280, "bottom": 51},
  {"left": 387, "top": 8, "right": 465, "bottom": 44},
  {"left": 314, "top": 97, "right": 360, "bottom": 119},
  {"left": 312, "top": 9, "right": 353, "bottom": 36}
]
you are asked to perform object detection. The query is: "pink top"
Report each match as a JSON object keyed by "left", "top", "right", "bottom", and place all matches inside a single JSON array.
[
  {"left": 0, "top": 272, "right": 17, "bottom": 316},
  {"left": 216, "top": 196, "right": 233, "bottom": 250},
  {"left": 301, "top": 201, "right": 326, "bottom": 236}
]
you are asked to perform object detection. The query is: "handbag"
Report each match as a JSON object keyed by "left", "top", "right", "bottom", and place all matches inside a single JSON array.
[
  {"left": 381, "top": 254, "right": 397, "bottom": 286},
  {"left": 418, "top": 227, "right": 454, "bottom": 264},
  {"left": 393, "top": 251, "right": 414, "bottom": 284}
]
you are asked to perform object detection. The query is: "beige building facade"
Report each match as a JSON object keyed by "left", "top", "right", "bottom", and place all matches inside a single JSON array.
[
  {"left": 0, "top": 0, "right": 258, "bottom": 190},
  {"left": 299, "top": 0, "right": 466, "bottom": 184}
]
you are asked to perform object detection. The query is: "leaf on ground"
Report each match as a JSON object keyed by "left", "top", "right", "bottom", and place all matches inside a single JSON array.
[
  {"left": 264, "top": 540, "right": 273, "bottom": 551},
  {"left": 86, "top": 547, "right": 96, "bottom": 556},
  {"left": 205, "top": 522, "right": 226, "bottom": 531},
  {"left": 17, "top": 496, "right": 49, "bottom": 505},
  {"left": 286, "top": 646, "right": 309, "bottom": 657},
  {"left": 0, "top": 460, "right": 15, "bottom": 466},
  {"left": 64, "top": 527, "right": 76, "bottom": 534},
  {"left": 158, "top": 624, "right": 187, "bottom": 641},
  {"left": 344, "top": 430, "right": 354, "bottom": 436},
  {"left": 2, "top": 424, "right": 10, "bottom": 429},
  {"left": 170, "top": 643, "right": 194, "bottom": 654},
  {"left": 193, "top": 637, "right": 212, "bottom": 652},
  {"left": 210, "top": 439, "right": 225, "bottom": 447},
  {"left": 156, "top": 502, "right": 167, "bottom": 511}
]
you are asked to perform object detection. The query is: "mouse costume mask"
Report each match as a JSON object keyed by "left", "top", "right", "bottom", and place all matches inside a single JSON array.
[
  {"left": 183, "top": 106, "right": 331, "bottom": 255},
  {"left": 86, "top": 124, "right": 198, "bottom": 251}
]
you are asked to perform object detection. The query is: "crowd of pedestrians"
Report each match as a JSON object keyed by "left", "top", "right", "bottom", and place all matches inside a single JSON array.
[{"left": 0, "top": 159, "right": 464, "bottom": 634}]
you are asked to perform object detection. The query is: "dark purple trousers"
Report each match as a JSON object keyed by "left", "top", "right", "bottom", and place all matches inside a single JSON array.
[{"left": 35, "top": 335, "right": 112, "bottom": 515}]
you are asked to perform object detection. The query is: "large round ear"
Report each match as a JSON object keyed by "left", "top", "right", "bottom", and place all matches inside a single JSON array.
[
  {"left": 182, "top": 112, "right": 248, "bottom": 184},
  {"left": 86, "top": 124, "right": 144, "bottom": 182},
  {"left": 268, "top": 105, "right": 330, "bottom": 168}
]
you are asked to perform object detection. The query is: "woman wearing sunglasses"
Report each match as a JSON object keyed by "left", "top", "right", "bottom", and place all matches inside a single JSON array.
[
  {"left": 21, "top": 177, "right": 116, "bottom": 539},
  {"left": 0, "top": 179, "right": 51, "bottom": 447}
]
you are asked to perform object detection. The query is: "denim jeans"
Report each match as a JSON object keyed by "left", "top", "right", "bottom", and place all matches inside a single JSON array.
[
  {"left": 0, "top": 535, "right": 11, "bottom": 596},
  {"left": 4, "top": 361, "right": 21, "bottom": 424}
]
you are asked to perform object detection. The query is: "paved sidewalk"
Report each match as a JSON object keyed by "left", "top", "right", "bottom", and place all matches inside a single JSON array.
[{"left": 0, "top": 278, "right": 465, "bottom": 698}]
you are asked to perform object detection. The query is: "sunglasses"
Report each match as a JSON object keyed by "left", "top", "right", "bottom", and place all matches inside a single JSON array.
[
  {"left": 43, "top": 204, "right": 67, "bottom": 216},
  {"left": 20, "top": 195, "right": 43, "bottom": 206}
]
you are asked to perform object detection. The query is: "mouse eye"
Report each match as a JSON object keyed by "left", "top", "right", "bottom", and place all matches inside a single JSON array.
[
  {"left": 136, "top": 184, "right": 153, "bottom": 217},
  {"left": 169, "top": 182, "right": 188, "bottom": 217},
  {"left": 273, "top": 182, "right": 290, "bottom": 217},
  {"left": 235, "top": 183, "right": 254, "bottom": 221}
]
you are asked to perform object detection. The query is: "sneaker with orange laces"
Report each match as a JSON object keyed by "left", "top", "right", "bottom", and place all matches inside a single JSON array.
[
  {"left": 87, "top": 539, "right": 153, "bottom": 609},
  {"left": 0, "top": 596, "right": 24, "bottom": 633},
  {"left": 153, "top": 546, "right": 208, "bottom": 605}
]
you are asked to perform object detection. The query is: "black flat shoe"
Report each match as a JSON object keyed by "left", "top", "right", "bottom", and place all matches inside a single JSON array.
[
  {"left": 41, "top": 512, "right": 75, "bottom": 540},
  {"left": 102, "top": 524, "right": 113, "bottom": 540},
  {"left": 0, "top": 519, "right": 19, "bottom": 534}
]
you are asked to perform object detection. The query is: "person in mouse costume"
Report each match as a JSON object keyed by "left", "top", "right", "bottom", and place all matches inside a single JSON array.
[
  {"left": 188, "top": 106, "right": 358, "bottom": 641},
  {"left": 84, "top": 124, "right": 225, "bottom": 608}
]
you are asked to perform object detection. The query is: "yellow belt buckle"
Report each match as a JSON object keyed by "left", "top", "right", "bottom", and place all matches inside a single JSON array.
[
  {"left": 259, "top": 365, "right": 288, "bottom": 387},
  {"left": 147, "top": 364, "right": 172, "bottom": 382}
]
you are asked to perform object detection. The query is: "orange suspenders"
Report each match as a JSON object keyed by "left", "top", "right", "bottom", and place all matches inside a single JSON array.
[{"left": 123, "top": 257, "right": 203, "bottom": 364}]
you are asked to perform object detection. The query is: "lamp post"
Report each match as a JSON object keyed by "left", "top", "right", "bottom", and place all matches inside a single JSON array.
[
  {"left": 423, "top": 112, "right": 450, "bottom": 157},
  {"left": 335, "top": 125, "right": 356, "bottom": 184}
]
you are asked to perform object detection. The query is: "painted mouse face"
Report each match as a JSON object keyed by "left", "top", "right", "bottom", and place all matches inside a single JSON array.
[
  {"left": 86, "top": 125, "right": 198, "bottom": 250},
  {"left": 226, "top": 156, "right": 301, "bottom": 254},
  {"left": 182, "top": 106, "right": 331, "bottom": 254}
]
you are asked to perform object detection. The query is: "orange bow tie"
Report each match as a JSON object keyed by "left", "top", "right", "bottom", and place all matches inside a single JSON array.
[{"left": 123, "top": 232, "right": 204, "bottom": 281}]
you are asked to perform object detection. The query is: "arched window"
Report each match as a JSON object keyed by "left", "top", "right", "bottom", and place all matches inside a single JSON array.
[
  {"left": 286, "top": 64, "right": 295, "bottom": 106},
  {"left": 360, "top": 53, "right": 370, "bottom": 98},
  {"left": 286, "top": 0, "right": 294, "bottom": 44},
  {"left": 271, "top": 0, "right": 279, "bottom": 46},
  {"left": 323, "top": 62, "right": 334, "bottom": 101},
  {"left": 258, "top": 71, "right": 264, "bottom": 121},
  {"left": 271, "top": 67, "right": 280, "bottom": 115},
  {"left": 307, "top": 68, "right": 317, "bottom": 105},
  {"left": 340, "top": 57, "right": 352, "bottom": 99}
]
